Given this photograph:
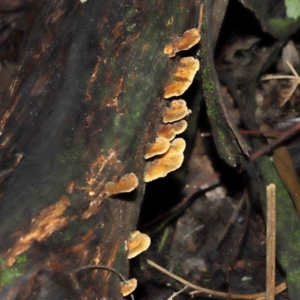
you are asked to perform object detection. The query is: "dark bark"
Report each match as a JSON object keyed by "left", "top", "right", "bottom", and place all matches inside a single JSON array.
[{"left": 0, "top": 1, "right": 199, "bottom": 299}]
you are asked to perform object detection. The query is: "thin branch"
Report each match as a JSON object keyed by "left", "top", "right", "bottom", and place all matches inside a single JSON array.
[
  {"left": 147, "top": 259, "right": 287, "bottom": 299},
  {"left": 70, "top": 265, "right": 135, "bottom": 300},
  {"left": 286, "top": 60, "right": 299, "bottom": 78},
  {"left": 261, "top": 75, "right": 296, "bottom": 80},
  {"left": 216, "top": 191, "right": 246, "bottom": 249},
  {"left": 167, "top": 285, "right": 188, "bottom": 300},
  {"left": 250, "top": 123, "right": 300, "bottom": 160},
  {"left": 197, "top": 4, "right": 204, "bottom": 33},
  {"left": 261, "top": 60, "right": 300, "bottom": 106},
  {"left": 266, "top": 184, "right": 276, "bottom": 300}
]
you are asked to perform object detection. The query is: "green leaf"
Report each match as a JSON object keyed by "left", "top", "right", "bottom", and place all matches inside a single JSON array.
[{"left": 285, "top": 0, "right": 300, "bottom": 20}]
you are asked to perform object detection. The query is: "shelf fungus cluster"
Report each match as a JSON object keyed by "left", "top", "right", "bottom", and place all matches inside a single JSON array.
[
  {"left": 120, "top": 231, "right": 151, "bottom": 297},
  {"left": 163, "top": 99, "right": 191, "bottom": 123},
  {"left": 163, "top": 57, "right": 199, "bottom": 99},
  {"left": 120, "top": 278, "right": 138, "bottom": 297},
  {"left": 164, "top": 28, "right": 200, "bottom": 58},
  {"left": 144, "top": 28, "right": 200, "bottom": 183},
  {"left": 126, "top": 230, "right": 151, "bottom": 259},
  {"left": 105, "top": 173, "right": 138, "bottom": 195}
]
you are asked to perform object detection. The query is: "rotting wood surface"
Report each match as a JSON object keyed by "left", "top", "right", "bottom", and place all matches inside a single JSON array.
[{"left": 0, "top": 1, "right": 200, "bottom": 299}]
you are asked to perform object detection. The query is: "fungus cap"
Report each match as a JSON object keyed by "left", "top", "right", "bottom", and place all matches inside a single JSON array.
[
  {"left": 105, "top": 173, "right": 138, "bottom": 195},
  {"left": 164, "top": 28, "right": 201, "bottom": 57},
  {"left": 163, "top": 100, "right": 191, "bottom": 123},
  {"left": 144, "top": 137, "right": 170, "bottom": 159},
  {"left": 120, "top": 278, "right": 138, "bottom": 297},
  {"left": 126, "top": 230, "right": 151, "bottom": 259},
  {"left": 163, "top": 57, "right": 200, "bottom": 99},
  {"left": 157, "top": 120, "right": 188, "bottom": 141},
  {"left": 144, "top": 138, "right": 186, "bottom": 182}
]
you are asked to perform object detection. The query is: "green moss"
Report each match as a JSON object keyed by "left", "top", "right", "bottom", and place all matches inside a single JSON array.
[
  {"left": 126, "top": 23, "right": 136, "bottom": 32},
  {"left": 269, "top": 18, "right": 300, "bottom": 39},
  {"left": 269, "top": 18, "right": 295, "bottom": 29},
  {"left": 206, "top": 108, "right": 212, "bottom": 117},
  {"left": 60, "top": 217, "right": 93, "bottom": 243},
  {"left": 201, "top": 18, "right": 206, "bottom": 31},
  {"left": 201, "top": 68, "right": 214, "bottom": 93},
  {"left": 0, "top": 254, "right": 27, "bottom": 285},
  {"left": 63, "top": 235, "right": 71, "bottom": 242},
  {"left": 218, "top": 132, "right": 226, "bottom": 141},
  {"left": 124, "top": 7, "right": 137, "bottom": 19}
]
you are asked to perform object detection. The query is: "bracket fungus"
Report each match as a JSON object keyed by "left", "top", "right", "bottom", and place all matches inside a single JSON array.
[
  {"left": 126, "top": 230, "right": 151, "bottom": 259},
  {"left": 120, "top": 278, "right": 138, "bottom": 297},
  {"left": 163, "top": 99, "right": 191, "bottom": 123},
  {"left": 164, "top": 28, "right": 201, "bottom": 58},
  {"left": 144, "top": 138, "right": 186, "bottom": 182},
  {"left": 163, "top": 57, "right": 200, "bottom": 99},
  {"left": 144, "top": 137, "right": 170, "bottom": 159},
  {"left": 105, "top": 173, "right": 138, "bottom": 195},
  {"left": 157, "top": 120, "right": 188, "bottom": 141}
]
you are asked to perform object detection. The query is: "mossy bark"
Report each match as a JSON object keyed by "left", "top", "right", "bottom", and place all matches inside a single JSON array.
[{"left": 0, "top": 1, "right": 199, "bottom": 299}]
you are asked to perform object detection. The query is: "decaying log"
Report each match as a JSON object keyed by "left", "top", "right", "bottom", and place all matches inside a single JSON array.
[{"left": 0, "top": 0, "right": 200, "bottom": 299}]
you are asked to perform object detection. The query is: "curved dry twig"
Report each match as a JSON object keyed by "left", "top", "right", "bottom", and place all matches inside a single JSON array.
[
  {"left": 70, "top": 264, "right": 135, "bottom": 300},
  {"left": 147, "top": 259, "right": 287, "bottom": 299}
]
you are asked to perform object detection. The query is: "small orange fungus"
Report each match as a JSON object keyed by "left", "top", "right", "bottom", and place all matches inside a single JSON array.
[
  {"left": 126, "top": 230, "right": 151, "bottom": 259},
  {"left": 164, "top": 28, "right": 200, "bottom": 57},
  {"left": 144, "top": 137, "right": 170, "bottom": 159},
  {"left": 157, "top": 120, "right": 188, "bottom": 140},
  {"left": 120, "top": 278, "right": 138, "bottom": 297},
  {"left": 163, "top": 57, "right": 199, "bottom": 99},
  {"left": 144, "top": 138, "right": 186, "bottom": 182},
  {"left": 105, "top": 173, "right": 138, "bottom": 195},
  {"left": 163, "top": 99, "right": 191, "bottom": 123}
]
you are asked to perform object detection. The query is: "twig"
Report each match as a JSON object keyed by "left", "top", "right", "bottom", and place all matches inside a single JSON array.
[
  {"left": 216, "top": 192, "right": 246, "bottom": 249},
  {"left": 250, "top": 122, "right": 300, "bottom": 160},
  {"left": 201, "top": 129, "right": 280, "bottom": 138},
  {"left": 183, "top": 225, "right": 204, "bottom": 240},
  {"left": 167, "top": 285, "right": 188, "bottom": 300},
  {"left": 147, "top": 259, "right": 287, "bottom": 299},
  {"left": 261, "top": 60, "right": 300, "bottom": 106},
  {"left": 285, "top": 60, "right": 299, "bottom": 78},
  {"left": 266, "top": 184, "right": 276, "bottom": 300},
  {"left": 239, "top": 189, "right": 251, "bottom": 246},
  {"left": 197, "top": 4, "right": 204, "bottom": 33},
  {"left": 70, "top": 264, "right": 135, "bottom": 300}
]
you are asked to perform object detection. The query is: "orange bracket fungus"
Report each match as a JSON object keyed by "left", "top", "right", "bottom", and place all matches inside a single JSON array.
[
  {"left": 163, "top": 99, "right": 191, "bottom": 123},
  {"left": 157, "top": 120, "right": 188, "bottom": 141},
  {"left": 144, "top": 137, "right": 170, "bottom": 159},
  {"left": 105, "top": 173, "right": 138, "bottom": 195},
  {"left": 144, "top": 138, "right": 186, "bottom": 182},
  {"left": 163, "top": 57, "right": 200, "bottom": 99},
  {"left": 126, "top": 230, "right": 151, "bottom": 259},
  {"left": 164, "top": 28, "right": 201, "bottom": 58},
  {"left": 120, "top": 278, "right": 138, "bottom": 297}
]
